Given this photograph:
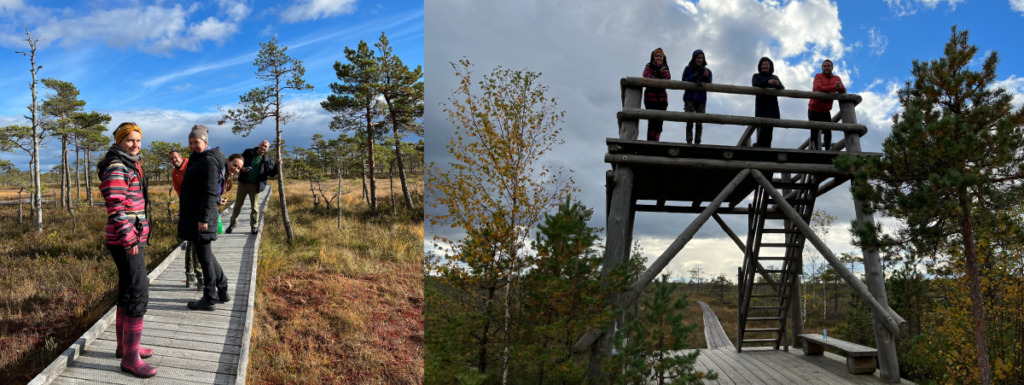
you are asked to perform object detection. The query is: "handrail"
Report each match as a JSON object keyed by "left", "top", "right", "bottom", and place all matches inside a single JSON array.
[
  {"left": 617, "top": 108, "right": 867, "bottom": 135},
  {"left": 621, "top": 77, "right": 863, "bottom": 104}
]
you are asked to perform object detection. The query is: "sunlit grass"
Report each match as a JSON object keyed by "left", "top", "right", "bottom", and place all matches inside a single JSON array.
[
  {"left": 0, "top": 188, "right": 180, "bottom": 385},
  {"left": 247, "top": 176, "right": 424, "bottom": 385}
]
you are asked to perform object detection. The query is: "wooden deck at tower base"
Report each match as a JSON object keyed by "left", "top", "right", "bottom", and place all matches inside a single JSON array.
[{"left": 686, "top": 348, "right": 917, "bottom": 385}]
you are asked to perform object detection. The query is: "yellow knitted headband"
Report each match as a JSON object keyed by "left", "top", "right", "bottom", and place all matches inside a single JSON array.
[{"left": 114, "top": 122, "right": 142, "bottom": 145}]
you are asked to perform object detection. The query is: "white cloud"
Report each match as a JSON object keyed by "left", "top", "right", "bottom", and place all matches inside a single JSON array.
[
  {"left": 1013, "top": 0, "right": 1024, "bottom": 13},
  {"left": 676, "top": 0, "right": 699, "bottom": 15},
  {"left": 868, "top": 27, "right": 888, "bottom": 56},
  {"left": 884, "top": 0, "right": 965, "bottom": 16},
  {"left": 992, "top": 75, "right": 1024, "bottom": 110},
  {"left": 3, "top": 3, "right": 244, "bottom": 55},
  {"left": 280, "top": 0, "right": 357, "bottom": 23},
  {"left": 0, "top": 0, "right": 23, "bottom": 11}
]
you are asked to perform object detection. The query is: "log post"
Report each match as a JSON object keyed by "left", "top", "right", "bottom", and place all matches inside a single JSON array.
[
  {"left": 840, "top": 101, "right": 901, "bottom": 383},
  {"left": 587, "top": 164, "right": 634, "bottom": 379},
  {"left": 620, "top": 81, "right": 641, "bottom": 140}
]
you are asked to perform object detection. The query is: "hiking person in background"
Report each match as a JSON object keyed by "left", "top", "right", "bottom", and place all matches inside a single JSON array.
[
  {"left": 98, "top": 122, "right": 157, "bottom": 378},
  {"left": 169, "top": 150, "right": 203, "bottom": 291},
  {"left": 642, "top": 48, "right": 670, "bottom": 142},
  {"left": 178, "top": 125, "right": 231, "bottom": 311},
  {"left": 808, "top": 59, "right": 846, "bottom": 150},
  {"left": 682, "top": 49, "right": 712, "bottom": 144},
  {"left": 226, "top": 140, "right": 277, "bottom": 234},
  {"left": 752, "top": 56, "right": 784, "bottom": 148}
]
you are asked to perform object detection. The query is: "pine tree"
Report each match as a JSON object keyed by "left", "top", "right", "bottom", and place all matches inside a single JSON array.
[{"left": 839, "top": 26, "right": 1024, "bottom": 385}]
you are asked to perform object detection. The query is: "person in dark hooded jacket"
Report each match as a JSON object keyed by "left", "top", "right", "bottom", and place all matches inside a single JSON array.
[
  {"left": 752, "top": 56, "right": 784, "bottom": 147},
  {"left": 642, "top": 48, "right": 670, "bottom": 141},
  {"left": 682, "top": 49, "right": 712, "bottom": 144},
  {"left": 178, "top": 124, "right": 231, "bottom": 311}
]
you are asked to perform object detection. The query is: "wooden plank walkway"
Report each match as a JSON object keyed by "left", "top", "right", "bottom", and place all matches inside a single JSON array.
[
  {"left": 699, "top": 301, "right": 734, "bottom": 349},
  {"left": 30, "top": 188, "right": 271, "bottom": 385},
  {"left": 693, "top": 300, "right": 916, "bottom": 384}
]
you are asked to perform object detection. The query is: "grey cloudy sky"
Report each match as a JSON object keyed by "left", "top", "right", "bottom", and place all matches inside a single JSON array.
[{"left": 424, "top": 0, "right": 1022, "bottom": 281}]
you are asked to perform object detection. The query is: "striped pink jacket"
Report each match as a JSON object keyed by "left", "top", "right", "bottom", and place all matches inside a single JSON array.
[{"left": 100, "top": 159, "right": 149, "bottom": 248}]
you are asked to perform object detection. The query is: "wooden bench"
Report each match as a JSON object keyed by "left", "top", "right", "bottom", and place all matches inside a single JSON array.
[{"left": 798, "top": 333, "right": 877, "bottom": 374}]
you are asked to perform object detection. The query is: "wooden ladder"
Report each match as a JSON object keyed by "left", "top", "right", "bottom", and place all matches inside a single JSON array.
[{"left": 737, "top": 172, "right": 817, "bottom": 351}]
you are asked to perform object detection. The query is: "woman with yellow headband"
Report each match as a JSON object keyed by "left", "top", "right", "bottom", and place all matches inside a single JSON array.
[{"left": 97, "top": 122, "right": 157, "bottom": 378}]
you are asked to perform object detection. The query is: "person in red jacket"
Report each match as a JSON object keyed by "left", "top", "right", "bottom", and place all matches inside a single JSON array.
[
  {"left": 98, "top": 122, "right": 157, "bottom": 378},
  {"left": 168, "top": 150, "right": 203, "bottom": 290},
  {"left": 808, "top": 59, "right": 846, "bottom": 150},
  {"left": 643, "top": 48, "right": 670, "bottom": 141}
]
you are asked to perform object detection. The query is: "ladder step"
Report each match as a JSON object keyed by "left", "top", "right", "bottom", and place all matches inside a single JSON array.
[
  {"left": 742, "top": 339, "right": 778, "bottom": 343},
  {"left": 769, "top": 199, "right": 813, "bottom": 205},
  {"left": 758, "top": 257, "right": 796, "bottom": 261},
  {"left": 747, "top": 317, "right": 784, "bottom": 321},
  {"left": 745, "top": 328, "right": 783, "bottom": 333},
  {"left": 759, "top": 269, "right": 790, "bottom": 274},
  {"left": 771, "top": 182, "right": 814, "bottom": 189},
  {"left": 761, "top": 243, "right": 799, "bottom": 248},
  {"left": 763, "top": 228, "right": 800, "bottom": 234}
]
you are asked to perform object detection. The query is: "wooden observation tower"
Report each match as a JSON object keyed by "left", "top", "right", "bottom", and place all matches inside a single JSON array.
[{"left": 574, "top": 78, "right": 910, "bottom": 383}]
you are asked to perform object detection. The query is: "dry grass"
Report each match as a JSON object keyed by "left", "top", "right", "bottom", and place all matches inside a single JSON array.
[
  {"left": 0, "top": 187, "right": 181, "bottom": 385},
  {"left": 246, "top": 177, "right": 424, "bottom": 385}
]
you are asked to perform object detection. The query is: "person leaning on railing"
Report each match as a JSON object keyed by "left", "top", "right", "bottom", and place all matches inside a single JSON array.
[
  {"left": 808, "top": 59, "right": 846, "bottom": 150},
  {"left": 751, "top": 56, "right": 784, "bottom": 148},
  {"left": 642, "top": 47, "right": 670, "bottom": 142}
]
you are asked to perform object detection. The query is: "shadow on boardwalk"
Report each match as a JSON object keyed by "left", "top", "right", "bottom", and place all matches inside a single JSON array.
[{"left": 29, "top": 188, "right": 271, "bottom": 385}]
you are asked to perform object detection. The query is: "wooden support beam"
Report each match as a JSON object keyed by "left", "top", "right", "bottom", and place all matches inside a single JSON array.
[
  {"left": 712, "top": 213, "right": 744, "bottom": 253},
  {"left": 750, "top": 169, "right": 907, "bottom": 338},
  {"left": 621, "top": 77, "right": 864, "bottom": 104},
  {"left": 618, "top": 108, "right": 868, "bottom": 135},
  {"left": 737, "top": 125, "right": 755, "bottom": 147},
  {"left": 606, "top": 153, "right": 846, "bottom": 176},
  {"left": 620, "top": 87, "right": 641, "bottom": 140},
  {"left": 841, "top": 101, "right": 901, "bottom": 383},
  {"left": 577, "top": 169, "right": 750, "bottom": 352}
]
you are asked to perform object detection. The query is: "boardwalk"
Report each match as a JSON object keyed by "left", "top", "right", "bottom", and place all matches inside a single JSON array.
[
  {"left": 698, "top": 301, "right": 734, "bottom": 350},
  {"left": 30, "top": 188, "right": 271, "bottom": 385},
  {"left": 693, "top": 301, "right": 916, "bottom": 384}
]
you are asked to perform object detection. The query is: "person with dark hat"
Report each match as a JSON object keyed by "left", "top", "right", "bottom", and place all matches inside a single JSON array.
[
  {"left": 682, "top": 49, "right": 712, "bottom": 144},
  {"left": 752, "top": 56, "right": 785, "bottom": 147},
  {"left": 178, "top": 124, "right": 231, "bottom": 311},
  {"left": 98, "top": 122, "right": 157, "bottom": 378}
]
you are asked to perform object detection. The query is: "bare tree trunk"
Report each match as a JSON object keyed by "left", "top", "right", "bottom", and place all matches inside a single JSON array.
[
  {"left": 389, "top": 161, "right": 396, "bottom": 216},
  {"left": 21, "top": 29, "right": 44, "bottom": 233},
  {"left": 86, "top": 151, "right": 94, "bottom": 207},
  {"left": 74, "top": 136, "right": 81, "bottom": 204},
  {"left": 389, "top": 116, "right": 413, "bottom": 209},
  {"left": 17, "top": 188, "right": 24, "bottom": 228},
  {"left": 62, "top": 137, "right": 71, "bottom": 211},
  {"left": 960, "top": 199, "right": 993, "bottom": 385},
  {"left": 361, "top": 163, "right": 369, "bottom": 206},
  {"left": 365, "top": 118, "right": 377, "bottom": 215},
  {"left": 337, "top": 166, "right": 343, "bottom": 230},
  {"left": 275, "top": 112, "right": 295, "bottom": 241}
]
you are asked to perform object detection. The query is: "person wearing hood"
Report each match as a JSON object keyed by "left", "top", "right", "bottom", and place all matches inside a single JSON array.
[
  {"left": 808, "top": 59, "right": 846, "bottom": 150},
  {"left": 642, "top": 47, "right": 670, "bottom": 141},
  {"left": 752, "top": 56, "right": 785, "bottom": 147},
  {"left": 98, "top": 122, "right": 157, "bottom": 378},
  {"left": 178, "top": 124, "right": 231, "bottom": 311},
  {"left": 682, "top": 49, "right": 712, "bottom": 144}
]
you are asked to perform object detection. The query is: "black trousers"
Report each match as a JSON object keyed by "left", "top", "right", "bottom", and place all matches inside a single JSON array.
[
  {"left": 107, "top": 244, "right": 149, "bottom": 317},
  {"left": 755, "top": 125, "right": 773, "bottom": 148},
  {"left": 193, "top": 239, "right": 228, "bottom": 301},
  {"left": 644, "top": 99, "right": 667, "bottom": 141},
  {"left": 808, "top": 109, "right": 832, "bottom": 149}
]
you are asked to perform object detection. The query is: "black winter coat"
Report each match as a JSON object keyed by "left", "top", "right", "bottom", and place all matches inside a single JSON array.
[
  {"left": 178, "top": 147, "right": 225, "bottom": 242},
  {"left": 752, "top": 57, "right": 784, "bottom": 119}
]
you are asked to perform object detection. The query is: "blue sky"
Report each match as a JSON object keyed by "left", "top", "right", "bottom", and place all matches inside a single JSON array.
[
  {"left": 0, "top": 0, "right": 423, "bottom": 171},
  {"left": 424, "top": 0, "right": 1024, "bottom": 280}
]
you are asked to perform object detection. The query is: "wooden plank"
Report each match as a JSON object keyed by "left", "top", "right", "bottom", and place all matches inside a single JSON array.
[
  {"left": 798, "top": 334, "right": 877, "bottom": 356},
  {"left": 618, "top": 108, "right": 868, "bottom": 135}
]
